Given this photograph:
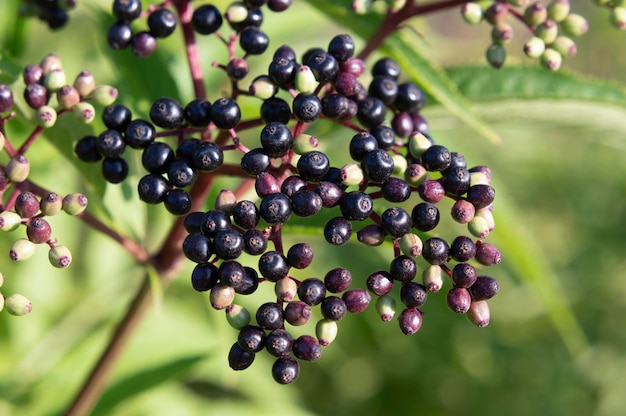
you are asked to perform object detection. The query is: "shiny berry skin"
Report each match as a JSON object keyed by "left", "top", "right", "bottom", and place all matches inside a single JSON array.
[
  {"left": 324, "top": 268, "right": 352, "bottom": 293},
  {"left": 334, "top": 71, "right": 358, "bottom": 96},
  {"left": 314, "top": 181, "right": 343, "bottom": 208},
  {"left": 447, "top": 287, "right": 472, "bottom": 314},
  {"left": 450, "top": 236, "right": 477, "bottom": 262},
  {"left": 366, "top": 271, "right": 394, "bottom": 296},
  {"left": 361, "top": 149, "right": 394, "bottom": 183},
  {"left": 184, "top": 99, "right": 212, "bottom": 126},
  {"left": 418, "top": 180, "right": 446, "bottom": 203},
  {"left": 292, "top": 93, "right": 322, "bottom": 122},
  {"left": 192, "top": 4, "right": 223, "bottom": 35},
  {"left": 26, "top": 217, "right": 51, "bottom": 244},
  {"left": 422, "top": 145, "right": 451, "bottom": 172},
  {"left": 290, "top": 189, "right": 322, "bottom": 217},
  {"left": 400, "top": 282, "right": 428, "bottom": 308},
  {"left": 97, "top": 130, "right": 126, "bottom": 158},
  {"left": 412, "top": 202, "right": 440, "bottom": 232},
  {"left": 260, "top": 122, "right": 293, "bottom": 157},
  {"left": 328, "top": 34, "right": 355, "bottom": 62},
  {"left": 238, "top": 325, "right": 266, "bottom": 353},
  {"left": 273, "top": 44, "right": 297, "bottom": 61},
  {"left": 260, "top": 193, "right": 292, "bottom": 224},
  {"left": 167, "top": 158, "right": 196, "bottom": 188},
  {"left": 211, "top": 97, "right": 241, "bottom": 129},
  {"left": 164, "top": 189, "right": 192, "bottom": 215},
  {"left": 340, "top": 191, "right": 373, "bottom": 221},
  {"left": 371, "top": 125, "right": 396, "bottom": 150},
  {"left": 258, "top": 250, "right": 290, "bottom": 282},
  {"left": 305, "top": 50, "right": 339, "bottom": 83},
  {"left": 298, "top": 278, "right": 326, "bottom": 306},
  {"left": 475, "top": 242, "right": 502, "bottom": 266},
  {"left": 382, "top": 178, "right": 411, "bottom": 202},
  {"left": 23, "top": 83, "right": 48, "bottom": 109},
  {"left": 293, "top": 335, "right": 322, "bottom": 361},
  {"left": 381, "top": 207, "right": 412, "bottom": 238},
  {"left": 372, "top": 57, "right": 401, "bottom": 79},
  {"left": 391, "top": 112, "right": 414, "bottom": 138},
  {"left": 200, "top": 210, "right": 231, "bottom": 237},
  {"left": 394, "top": 82, "right": 426, "bottom": 112},
  {"left": 452, "top": 263, "right": 477, "bottom": 288},
  {"left": 261, "top": 97, "right": 291, "bottom": 124},
  {"left": 342, "top": 288, "right": 371, "bottom": 313},
  {"left": 243, "top": 228, "right": 268, "bottom": 255},
  {"left": 229, "top": 7, "right": 263, "bottom": 32},
  {"left": 442, "top": 166, "right": 471, "bottom": 196},
  {"left": 15, "top": 192, "right": 40, "bottom": 218},
  {"left": 236, "top": 266, "right": 260, "bottom": 295},
  {"left": 469, "top": 276, "right": 500, "bottom": 300},
  {"left": 466, "top": 184, "right": 496, "bottom": 209},
  {"left": 142, "top": 142, "right": 175, "bottom": 174},
  {"left": 132, "top": 32, "right": 157, "bottom": 58},
  {"left": 102, "top": 104, "right": 132, "bottom": 131},
  {"left": 228, "top": 342, "right": 255, "bottom": 371},
  {"left": 281, "top": 175, "right": 307, "bottom": 197},
  {"left": 422, "top": 237, "right": 450, "bottom": 265},
  {"left": 349, "top": 131, "right": 378, "bottom": 162},
  {"left": 324, "top": 216, "right": 352, "bottom": 246},
  {"left": 390, "top": 255, "right": 417, "bottom": 282},
  {"left": 357, "top": 97, "right": 386, "bottom": 128},
  {"left": 192, "top": 142, "right": 223, "bottom": 172},
  {"left": 150, "top": 97, "right": 183, "bottom": 129},
  {"left": 182, "top": 232, "right": 212, "bottom": 263},
  {"left": 75, "top": 135, "right": 102, "bottom": 162},
  {"left": 368, "top": 76, "right": 398, "bottom": 105},
  {"left": 148, "top": 8, "right": 177, "bottom": 38},
  {"left": 112, "top": 0, "right": 142, "bottom": 21},
  {"left": 125, "top": 119, "right": 156, "bottom": 149},
  {"left": 191, "top": 262, "right": 219, "bottom": 291},
  {"left": 213, "top": 229, "right": 244, "bottom": 260},
  {"left": 284, "top": 300, "right": 312, "bottom": 326},
  {"left": 297, "top": 151, "right": 330, "bottom": 182},
  {"left": 398, "top": 308, "right": 423, "bottom": 335},
  {"left": 269, "top": 57, "right": 296, "bottom": 87},
  {"left": 451, "top": 199, "right": 475, "bottom": 224},
  {"left": 138, "top": 174, "right": 169, "bottom": 204},
  {"left": 107, "top": 22, "right": 132, "bottom": 50},
  {"left": 266, "top": 329, "right": 294, "bottom": 357},
  {"left": 184, "top": 211, "right": 204, "bottom": 234},
  {"left": 241, "top": 148, "right": 270, "bottom": 176},
  {"left": 226, "top": 59, "right": 247, "bottom": 81},
  {"left": 256, "top": 302, "right": 284, "bottom": 330},
  {"left": 102, "top": 157, "right": 128, "bottom": 183},
  {"left": 233, "top": 200, "right": 260, "bottom": 229},
  {"left": 272, "top": 356, "right": 299, "bottom": 384},
  {"left": 286, "top": 243, "right": 314, "bottom": 269},
  {"left": 239, "top": 27, "right": 269, "bottom": 55}
]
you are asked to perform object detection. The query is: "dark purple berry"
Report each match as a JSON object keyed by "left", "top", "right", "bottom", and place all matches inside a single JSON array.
[
  {"left": 132, "top": 31, "right": 157, "bottom": 57},
  {"left": 394, "top": 82, "right": 426, "bottom": 112},
  {"left": 15, "top": 192, "right": 40, "bottom": 218},
  {"left": 272, "top": 356, "right": 299, "bottom": 384},
  {"left": 150, "top": 97, "right": 183, "bottom": 129},
  {"left": 182, "top": 232, "right": 212, "bottom": 263},
  {"left": 148, "top": 8, "right": 177, "bottom": 38},
  {"left": 124, "top": 119, "right": 155, "bottom": 149},
  {"left": 256, "top": 302, "right": 284, "bottom": 330},
  {"left": 266, "top": 329, "right": 294, "bottom": 357},
  {"left": 328, "top": 34, "right": 354, "bottom": 61},
  {"left": 233, "top": 200, "right": 259, "bottom": 229},
  {"left": 442, "top": 166, "right": 471, "bottom": 196},
  {"left": 381, "top": 207, "right": 412, "bottom": 238},
  {"left": 321, "top": 93, "right": 351, "bottom": 119},
  {"left": 211, "top": 97, "right": 241, "bottom": 129},
  {"left": 418, "top": 180, "right": 446, "bottom": 203},
  {"left": 102, "top": 157, "right": 129, "bottom": 183},
  {"left": 422, "top": 237, "right": 449, "bottom": 265},
  {"left": 292, "top": 93, "right": 322, "bottom": 122},
  {"left": 411, "top": 202, "right": 439, "bottom": 232},
  {"left": 391, "top": 112, "right": 414, "bottom": 138},
  {"left": 286, "top": 243, "right": 314, "bottom": 269},
  {"left": 112, "top": 0, "right": 142, "bottom": 21},
  {"left": 450, "top": 236, "right": 477, "bottom": 262},
  {"left": 259, "top": 193, "right": 292, "bottom": 224},
  {"left": 260, "top": 97, "right": 291, "bottom": 124},
  {"left": 382, "top": 178, "right": 411, "bottom": 202},
  {"left": 298, "top": 278, "right": 326, "bottom": 306},
  {"left": 243, "top": 228, "right": 268, "bottom": 255},
  {"left": 138, "top": 174, "right": 169, "bottom": 204},
  {"left": 241, "top": 148, "right": 270, "bottom": 176},
  {"left": 192, "top": 141, "right": 223, "bottom": 172},
  {"left": 213, "top": 229, "right": 244, "bottom": 260},
  {"left": 236, "top": 266, "right": 260, "bottom": 295},
  {"left": 314, "top": 181, "right": 343, "bottom": 207},
  {"left": 447, "top": 287, "right": 472, "bottom": 314},
  {"left": 366, "top": 270, "right": 394, "bottom": 296},
  {"left": 192, "top": 4, "right": 223, "bottom": 35},
  {"left": 305, "top": 50, "right": 339, "bottom": 83},
  {"left": 422, "top": 145, "right": 451, "bottom": 172},
  {"left": 357, "top": 96, "right": 386, "bottom": 128},
  {"left": 228, "top": 342, "right": 255, "bottom": 371},
  {"left": 452, "top": 263, "right": 478, "bottom": 288},
  {"left": 268, "top": 0, "right": 292, "bottom": 12},
  {"left": 239, "top": 27, "right": 269, "bottom": 55},
  {"left": 269, "top": 57, "right": 296, "bottom": 87},
  {"left": 466, "top": 184, "right": 496, "bottom": 209},
  {"left": 324, "top": 268, "right": 352, "bottom": 293},
  {"left": 107, "top": 22, "right": 133, "bottom": 50},
  {"left": 475, "top": 242, "right": 502, "bottom": 266},
  {"left": 400, "top": 282, "right": 428, "bottom": 308},
  {"left": 290, "top": 189, "right": 322, "bottom": 217},
  {"left": 398, "top": 308, "right": 423, "bottom": 335},
  {"left": 184, "top": 99, "right": 212, "bottom": 126},
  {"left": 191, "top": 262, "right": 219, "bottom": 291},
  {"left": 469, "top": 276, "right": 500, "bottom": 300},
  {"left": 167, "top": 158, "right": 196, "bottom": 188},
  {"left": 284, "top": 300, "right": 311, "bottom": 326},
  {"left": 372, "top": 57, "right": 401, "bottom": 79},
  {"left": 368, "top": 76, "right": 398, "bottom": 105},
  {"left": 258, "top": 250, "right": 290, "bottom": 282},
  {"left": 97, "top": 129, "right": 126, "bottom": 158},
  {"left": 340, "top": 191, "right": 373, "bottom": 221},
  {"left": 23, "top": 83, "right": 48, "bottom": 109},
  {"left": 349, "top": 131, "right": 378, "bottom": 162},
  {"left": 75, "top": 135, "right": 102, "bottom": 162},
  {"left": 297, "top": 151, "right": 330, "bottom": 182},
  {"left": 102, "top": 104, "right": 132, "bottom": 132},
  {"left": 371, "top": 125, "right": 396, "bottom": 150},
  {"left": 324, "top": 216, "right": 352, "bottom": 246},
  {"left": 238, "top": 325, "right": 266, "bottom": 353},
  {"left": 142, "top": 142, "right": 175, "bottom": 174},
  {"left": 390, "top": 255, "right": 417, "bottom": 282},
  {"left": 281, "top": 175, "right": 306, "bottom": 197},
  {"left": 260, "top": 122, "right": 293, "bottom": 157},
  {"left": 342, "top": 288, "right": 371, "bottom": 313},
  {"left": 26, "top": 217, "right": 51, "bottom": 244},
  {"left": 293, "top": 335, "right": 322, "bottom": 361}
]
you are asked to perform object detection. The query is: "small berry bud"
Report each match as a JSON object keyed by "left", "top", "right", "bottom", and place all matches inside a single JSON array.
[
  {"left": 484, "top": 2, "right": 508, "bottom": 25},
  {"left": 5, "top": 293, "right": 32, "bottom": 316},
  {"left": 486, "top": 43, "right": 506, "bottom": 69},
  {"left": 534, "top": 19, "right": 558, "bottom": 44},
  {"left": 6, "top": 155, "right": 30, "bottom": 183},
  {"left": 56, "top": 85, "right": 81, "bottom": 109},
  {"left": 561, "top": 13, "right": 589, "bottom": 36},
  {"left": 214, "top": 189, "right": 237, "bottom": 215},
  {"left": 209, "top": 283, "right": 235, "bottom": 310},
  {"left": 547, "top": 0, "right": 570, "bottom": 22},
  {"left": 91, "top": 85, "right": 118, "bottom": 106},
  {"left": 23, "top": 83, "right": 48, "bottom": 109},
  {"left": 468, "top": 300, "right": 491, "bottom": 327},
  {"left": 74, "top": 70, "right": 96, "bottom": 98},
  {"left": 376, "top": 294, "right": 396, "bottom": 321},
  {"left": 540, "top": 47, "right": 563, "bottom": 70},
  {"left": 10, "top": 238, "right": 36, "bottom": 261},
  {"left": 461, "top": 2, "right": 483, "bottom": 25},
  {"left": 0, "top": 211, "right": 22, "bottom": 232},
  {"left": 422, "top": 264, "right": 444, "bottom": 292},
  {"left": 226, "top": 58, "right": 248, "bottom": 80},
  {"left": 225, "top": 2, "right": 248, "bottom": 23},
  {"left": 295, "top": 65, "right": 318, "bottom": 94},
  {"left": 225, "top": 304, "right": 251, "bottom": 329},
  {"left": 491, "top": 23, "right": 514, "bottom": 45},
  {"left": 399, "top": 232, "right": 423, "bottom": 257},
  {"left": 523, "top": 36, "right": 546, "bottom": 59},
  {"left": 36, "top": 105, "right": 58, "bottom": 128},
  {"left": 292, "top": 134, "right": 319, "bottom": 155},
  {"left": 398, "top": 307, "right": 423, "bottom": 335},
  {"left": 43, "top": 69, "right": 67, "bottom": 92},
  {"left": 62, "top": 193, "right": 88, "bottom": 216},
  {"left": 40, "top": 192, "right": 63, "bottom": 216},
  {"left": 551, "top": 36, "right": 577, "bottom": 58},
  {"left": 524, "top": 1, "right": 547, "bottom": 26},
  {"left": 26, "top": 217, "right": 52, "bottom": 244},
  {"left": 48, "top": 245, "right": 72, "bottom": 268},
  {"left": 73, "top": 102, "right": 96, "bottom": 123},
  {"left": 40, "top": 53, "right": 62, "bottom": 75},
  {"left": 316, "top": 319, "right": 338, "bottom": 346}
]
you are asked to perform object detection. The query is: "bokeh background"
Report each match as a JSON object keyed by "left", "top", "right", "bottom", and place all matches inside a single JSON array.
[{"left": 1, "top": 1, "right": 625, "bottom": 415}]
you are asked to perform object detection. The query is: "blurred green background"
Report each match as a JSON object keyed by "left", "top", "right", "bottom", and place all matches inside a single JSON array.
[{"left": 1, "top": 1, "right": 625, "bottom": 415}]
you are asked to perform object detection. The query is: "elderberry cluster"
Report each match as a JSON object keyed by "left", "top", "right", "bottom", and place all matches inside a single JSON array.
[{"left": 20, "top": 0, "right": 77, "bottom": 30}]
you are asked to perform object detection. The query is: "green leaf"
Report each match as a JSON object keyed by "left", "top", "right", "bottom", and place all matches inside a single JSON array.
[
  {"left": 446, "top": 65, "right": 626, "bottom": 105},
  {"left": 91, "top": 355, "right": 206, "bottom": 416}
]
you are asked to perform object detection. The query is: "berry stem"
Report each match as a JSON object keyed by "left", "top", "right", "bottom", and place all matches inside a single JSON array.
[
  {"left": 16, "top": 125, "right": 44, "bottom": 156},
  {"left": 174, "top": 0, "right": 207, "bottom": 99}
]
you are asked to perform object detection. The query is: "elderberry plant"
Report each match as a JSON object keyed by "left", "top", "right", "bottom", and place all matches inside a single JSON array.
[{"left": 0, "top": 0, "right": 622, "bottom": 414}]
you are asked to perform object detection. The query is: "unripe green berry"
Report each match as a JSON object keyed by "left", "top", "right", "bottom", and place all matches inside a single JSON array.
[
  {"left": 295, "top": 65, "right": 317, "bottom": 94},
  {"left": 461, "top": 2, "right": 483, "bottom": 25},
  {"left": 561, "top": 13, "right": 589, "bottom": 36},
  {"left": 0, "top": 293, "right": 4, "bottom": 312},
  {"left": 376, "top": 294, "right": 396, "bottom": 322},
  {"left": 610, "top": 7, "right": 626, "bottom": 30},
  {"left": 316, "top": 319, "right": 338, "bottom": 346},
  {"left": 225, "top": 304, "right": 251, "bottom": 329},
  {"left": 524, "top": 1, "right": 548, "bottom": 26},
  {"left": 214, "top": 189, "right": 237, "bottom": 215},
  {"left": 486, "top": 43, "right": 506, "bottom": 69},
  {"left": 40, "top": 192, "right": 63, "bottom": 216},
  {"left": 6, "top": 155, "right": 30, "bottom": 183},
  {"left": 404, "top": 163, "right": 429, "bottom": 186},
  {"left": 0, "top": 132, "right": 5, "bottom": 150},
  {"left": 5, "top": 293, "right": 32, "bottom": 316},
  {"left": 551, "top": 36, "right": 577, "bottom": 58},
  {"left": 399, "top": 232, "right": 423, "bottom": 257},
  {"left": 209, "top": 283, "right": 235, "bottom": 310},
  {"left": 10, "top": 238, "right": 36, "bottom": 261},
  {"left": 468, "top": 215, "right": 491, "bottom": 238},
  {"left": 275, "top": 277, "right": 298, "bottom": 302},
  {"left": 73, "top": 102, "right": 95, "bottom": 124},
  {"left": 40, "top": 53, "right": 62, "bottom": 76},
  {"left": 467, "top": 300, "right": 491, "bottom": 327},
  {"left": 523, "top": 36, "right": 546, "bottom": 58},
  {"left": 62, "top": 193, "right": 88, "bottom": 216},
  {"left": 0, "top": 211, "right": 22, "bottom": 232},
  {"left": 226, "top": 2, "right": 248, "bottom": 23},
  {"left": 353, "top": 0, "right": 374, "bottom": 14},
  {"left": 484, "top": 2, "right": 508, "bottom": 25},
  {"left": 540, "top": 47, "right": 563, "bottom": 71},
  {"left": 476, "top": 207, "right": 496, "bottom": 231},
  {"left": 249, "top": 75, "right": 277, "bottom": 99},
  {"left": 91, "top": 85, "right": 118, "bottom": 106},
  {"left": 408, "top": 132, "right": 432, "bottom": 158},
  {"left": 547, "top": 0, "right": 570, "bottom": 22},
  {"left": 422, "top": 264, "right": 444, "bottom": 292},
  {"left": 491, "top": 22, "right": 514, "bottom": 45},
  {"left": 534, "top": 19, "right": 558, "bottom": 44},
  {"left": 0, "top": 272, "right": 4, "bottom": 288},
  {"left": 36, "top": 105, "right": 57, "bottom": 128},
  {"left": 44, "top": 69, "right": 67, "bottom": 92},
  {"left": 470, "top": 170, "right": 491, "bottom": 186},
  {"left": 56, "top": 85, "right": 81, "bottom": 109},
  {"left": 340, "top": 163, "right": 364, "bottom": 186},
  {"left": 74, "top": 70, "right": 96, "bottom": 98},
  {"left": 292, "top": 134, "right": 319, "bottom": 155},
  {"left": 391, "top": 154, "right": 407, "bottom": 176},
  {"left": 48, "top": 245, "right": 72, "bottom": 268}
]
